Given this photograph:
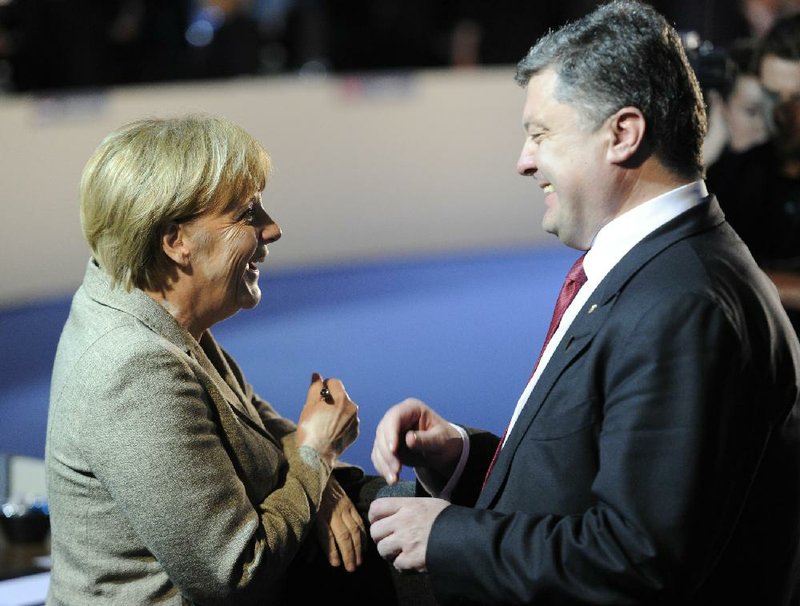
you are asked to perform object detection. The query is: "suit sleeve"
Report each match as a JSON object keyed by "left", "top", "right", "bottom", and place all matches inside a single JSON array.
[
  {"left": 72, "top": 332, "right": 329, "bottom": 604},
  {"left": 445, "top": 427, "right": 500, "bottom": 506},
  {"left": 427, "top": 292, "right": 768, "bottom": 604}
]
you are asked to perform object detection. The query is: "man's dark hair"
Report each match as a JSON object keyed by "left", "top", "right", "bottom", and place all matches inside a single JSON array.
[{"left": 515, "top": 0, "right": 707, "bottom": 180}]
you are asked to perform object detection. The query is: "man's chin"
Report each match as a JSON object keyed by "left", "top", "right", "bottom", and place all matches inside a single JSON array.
[{"left": 541, "top": 218, "right": 559, "bottom": 238}]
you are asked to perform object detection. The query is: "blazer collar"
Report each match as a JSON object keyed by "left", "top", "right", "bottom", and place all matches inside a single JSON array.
[
  {"left": 81, "top": 259, "right": 266, "bottom": 431},
  {"left": 478, "top": 196, "right": 724, "bottom": 506},
  {"left": 82, "top": 259, "right": 193, "bottom": 353}
]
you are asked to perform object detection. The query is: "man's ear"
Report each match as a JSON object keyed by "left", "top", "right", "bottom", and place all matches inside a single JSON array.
[
  {"left": 605, "top": 106, "right": 646, "bottom": 164},
  {"left": 161, "top": 222, "right": 191, "bottom": 267}
]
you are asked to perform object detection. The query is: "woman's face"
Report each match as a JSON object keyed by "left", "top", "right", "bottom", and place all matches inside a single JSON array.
[
  {"left": 181, "top": 190, "right": 281, "bottom": 328},
  {"left": 723, "top": 73, "right": 769, "bottom": 152},
  {"left": 760, "top": 54, "right": 800, "bottom": 160}
]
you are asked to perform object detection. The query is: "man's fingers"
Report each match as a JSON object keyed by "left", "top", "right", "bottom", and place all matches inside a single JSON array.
[
  {"left": 371, "top": 446, "right": 399, "bottom": 485},
  {"left": 375, "top": 535, "right": 402, "bottom": 563},
  {"left": 372, "top": 425, "right": 401, "bottom": 484},
  {"left": 367, "top": 496, "right": 406, "bottom": 524}
]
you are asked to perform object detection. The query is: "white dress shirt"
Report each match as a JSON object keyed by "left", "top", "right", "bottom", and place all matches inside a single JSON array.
[{"left": 431, "top": 180, "right": 708, "bottom": 499}]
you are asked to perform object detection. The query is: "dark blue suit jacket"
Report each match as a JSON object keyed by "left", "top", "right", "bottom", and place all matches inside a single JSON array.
[{"left": 427, "top": 197, "right": 800, "bottom": 605}]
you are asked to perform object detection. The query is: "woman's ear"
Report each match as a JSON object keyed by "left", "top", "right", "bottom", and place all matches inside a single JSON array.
[
  {"left": 605, "top": 106, "right": 646, "bottom": 164},
  {"left": 161, "top": 222, "right": 190, "bottom": 267}
]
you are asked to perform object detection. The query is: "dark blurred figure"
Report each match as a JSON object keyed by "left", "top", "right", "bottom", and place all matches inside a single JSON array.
[
  {"left": 323, "top": 0, "right": 450, "bottom": 72},
  {"left": 652, "top": 0, "right": 753, "bottom": 48},
  {"left": 253, "top": 0, "right": 329, "bottom": 74},
  {"left": 0, "top": 0, "right": 190, "bottom": 92},
  {"left": 134, "top": 0, "right": 192, "bottom": 83},
  {"left": 740, "top": 0, "right": 800, "bottom": 37},
  {"left": 699, "top": 37, "right": 770, "bottom": 166},
  {"left": 706, "top": 12, "right": 800, "bottom": 333},
  {"left": 184, "top": 0, "right": 260, "bottom": 79},
  {"left": 446, "top": 0, "right": 600, "bottom": 68},
  {"left": 3, "top": 0, "right": 783, "bottom": 92},
  {"left": 1, "top": 0, "right": 116, "bottom": 91}
]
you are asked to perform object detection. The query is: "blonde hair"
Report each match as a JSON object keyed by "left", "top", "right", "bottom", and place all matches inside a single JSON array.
[{"left": 80, "top": 114, "right": 272, "bottom": 291}]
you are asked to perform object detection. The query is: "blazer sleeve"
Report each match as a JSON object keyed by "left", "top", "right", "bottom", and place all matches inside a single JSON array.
[
  {"left": 71, "top": 331, "right": 330, "bottom": 604},
  {"left": 220, "top": 345, "right": 364, "bottom": 480},
  {"left": 427, "top": 292, "right": 773, "bottom": 604}
]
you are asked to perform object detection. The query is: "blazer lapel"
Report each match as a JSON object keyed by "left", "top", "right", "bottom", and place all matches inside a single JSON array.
[
  {"left": 187, "top": 336, "right": 275, "bottom": 443},
  {"left": 478, "top": 196, "right": 725, "bottom": 507},
  {"left": 83, "top": 260, "right": 275, "bottom": 445}
]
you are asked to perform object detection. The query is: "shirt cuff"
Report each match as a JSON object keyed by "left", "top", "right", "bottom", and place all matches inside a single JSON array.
[{"left": 416, "top": 423, "right": 470, "bottom": 500}]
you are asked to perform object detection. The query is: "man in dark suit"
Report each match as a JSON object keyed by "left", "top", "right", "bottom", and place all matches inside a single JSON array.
[{"left": 368, "top": 1, "right": 800, "bottom": 604}]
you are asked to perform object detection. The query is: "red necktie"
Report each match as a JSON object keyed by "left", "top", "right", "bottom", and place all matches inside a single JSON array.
[{"left": 481, "top": 254, "right": 588, "bottom": 490}]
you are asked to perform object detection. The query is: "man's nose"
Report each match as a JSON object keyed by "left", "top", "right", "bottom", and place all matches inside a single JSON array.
[{"left": 517, "top": 148, "right": 536, "bottom": 176}]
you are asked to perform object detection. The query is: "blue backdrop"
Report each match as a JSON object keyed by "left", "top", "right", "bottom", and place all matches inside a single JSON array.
[{"left": 0, "top": 244, "right": 578, "bottom": 480}]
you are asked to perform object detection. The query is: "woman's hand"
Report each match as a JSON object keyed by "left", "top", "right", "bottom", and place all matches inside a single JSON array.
[
  {"left": 296, "top": 373, "right": 359, "bottom": 467},
  {"left": 315, "top": 477, "right": 366, "bottom": 572}
]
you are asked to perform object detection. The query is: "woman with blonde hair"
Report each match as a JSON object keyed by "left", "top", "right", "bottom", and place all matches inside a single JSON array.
[{"left": 45, "top": 114, "right": 409, "bottom": 605}]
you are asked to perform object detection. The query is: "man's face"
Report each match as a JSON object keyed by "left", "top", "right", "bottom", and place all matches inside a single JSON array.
[
  {"left": 760, "top": 54, "right": 800, "bottom": 158},
  {"left": 516, "top": 69, "right": 613, "bottom": 250}
]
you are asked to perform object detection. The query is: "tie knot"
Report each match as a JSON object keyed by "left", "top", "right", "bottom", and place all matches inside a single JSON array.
[{"left": 566, "top": 254, "right": 587, "bottom": 288}]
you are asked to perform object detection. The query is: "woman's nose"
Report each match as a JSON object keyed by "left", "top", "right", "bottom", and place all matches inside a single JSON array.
[{"left": 262, "top": 219, "right": 282, "bottom": 244}]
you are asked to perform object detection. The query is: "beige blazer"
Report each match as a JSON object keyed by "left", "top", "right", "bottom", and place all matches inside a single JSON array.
[{"left": 46, "top": 260, "right": 331, "bottom": 605}]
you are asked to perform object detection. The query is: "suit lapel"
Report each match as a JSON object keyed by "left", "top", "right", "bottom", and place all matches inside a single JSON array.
[
  {"left": 477, "top": 297, "right": 610, "bottom": 506},
  {"left": 478, "top": 196, "right": 725, "bottom": 507}
]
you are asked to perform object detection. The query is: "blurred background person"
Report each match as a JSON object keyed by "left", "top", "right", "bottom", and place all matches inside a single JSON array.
[
  {"left": 706, "top": 12, "right": 800, "bottom": 335},
  {"left": 4, "top": 0, "right": 795, "bottom": 92},
  {"left": 701, "top": 38, "right": 770, "bottom": 166},
  {"left": 45, "top": 114, "right": 411, "bottom": 605},
  {"left": 740, "top": 0, "right": 800, "bottom": 37}
]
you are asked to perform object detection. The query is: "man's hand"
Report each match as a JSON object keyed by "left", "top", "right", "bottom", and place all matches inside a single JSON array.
[
  {"left": 372, "top": 398, "right": 462, "bottom": 485},
  {"left": 316, "top": 477, "right": 366, "bottom": 572},
  {"left": 367, "top": 496, "right": 450, "bottom": 573}
]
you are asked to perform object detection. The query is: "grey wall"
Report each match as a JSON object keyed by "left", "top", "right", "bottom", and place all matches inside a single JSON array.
[{"left": 0, "top": 67, "right": 549, "bottom": 309}]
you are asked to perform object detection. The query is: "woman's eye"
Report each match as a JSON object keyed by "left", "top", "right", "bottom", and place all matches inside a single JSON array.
[{"left": 242, "top": 206, "right": 256, "bottom": 223}]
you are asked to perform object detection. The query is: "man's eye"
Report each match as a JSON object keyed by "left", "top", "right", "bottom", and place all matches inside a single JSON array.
[{"left": 241, "top": 206, "right": 256, "bottom": 223}]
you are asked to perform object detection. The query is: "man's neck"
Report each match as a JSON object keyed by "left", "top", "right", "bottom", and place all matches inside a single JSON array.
[{"left": 615, "top": 160, "right": 694, "bottom": 218}]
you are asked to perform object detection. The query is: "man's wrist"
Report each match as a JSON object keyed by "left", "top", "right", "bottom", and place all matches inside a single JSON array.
[{"left": 416, "top": 424, "right": 469, "bottom": 499}]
